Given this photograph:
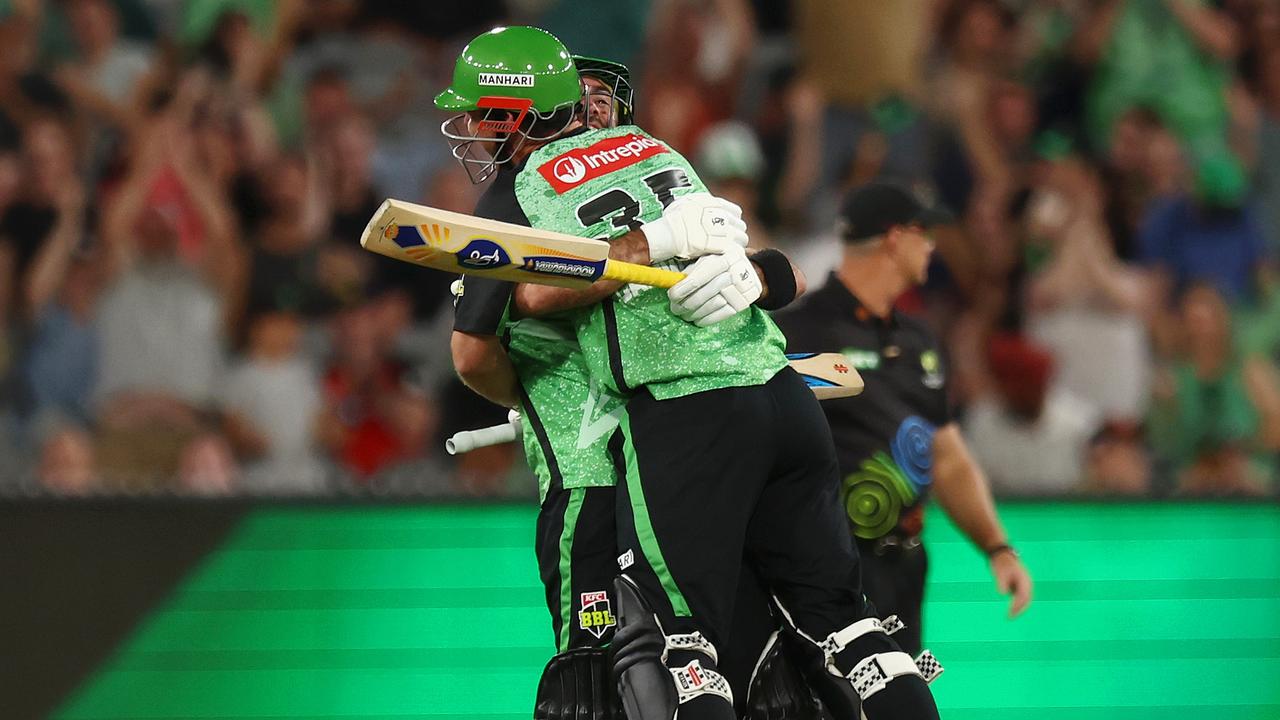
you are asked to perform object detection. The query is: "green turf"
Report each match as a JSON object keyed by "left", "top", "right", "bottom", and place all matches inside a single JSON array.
[{"left": 56, "top": 503, "right": 1280, "bottom": 718}]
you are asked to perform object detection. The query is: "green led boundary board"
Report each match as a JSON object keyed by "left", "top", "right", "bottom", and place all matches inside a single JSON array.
[{"left": 57, "top": 503, "right": 1280, "bottom": 720}]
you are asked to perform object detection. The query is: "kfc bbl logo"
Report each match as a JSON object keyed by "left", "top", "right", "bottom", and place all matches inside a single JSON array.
[{"left": 578, "top": 590, "right": 617, "bottom": 638}]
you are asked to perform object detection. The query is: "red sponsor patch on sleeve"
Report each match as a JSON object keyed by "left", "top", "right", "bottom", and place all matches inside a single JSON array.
[{"left": 538, "top": 133, "right": 669, "bottom": 193}]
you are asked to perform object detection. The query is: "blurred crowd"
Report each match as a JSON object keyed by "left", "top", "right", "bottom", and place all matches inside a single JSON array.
[{"left": 0, "top": 0, "right": 1277, "bottom": 499}]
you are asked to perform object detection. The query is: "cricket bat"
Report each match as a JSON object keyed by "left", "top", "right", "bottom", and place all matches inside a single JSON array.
[
  {"left": 446, "top": 352, "right": 863, "bottom": 454},
  {"left": 360, "top": 199, "right": 684, "bottom": 289},
  {"left": 786, "top": 352, "right": 864, "bottom": 400}
]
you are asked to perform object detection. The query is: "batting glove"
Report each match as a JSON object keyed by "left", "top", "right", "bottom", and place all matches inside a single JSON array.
[
  {"left": 667, "top": 244, "right": 762, "bottom": 327},
  {"left": 641, "top": 193, "right": 748, "bottom": 262}
]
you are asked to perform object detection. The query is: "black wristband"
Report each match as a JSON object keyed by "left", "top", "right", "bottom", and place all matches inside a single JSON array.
[
  {"left": 750, "top": 248, "right": 798, "bottom": 310},
  {"left": 985, "top": 543, "right": 1018, "bottom": 559}
]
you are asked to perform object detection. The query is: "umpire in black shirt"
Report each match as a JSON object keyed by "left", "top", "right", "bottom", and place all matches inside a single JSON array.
[{"left": 776, "top": 182, "right": 1033, "bottom": 655}]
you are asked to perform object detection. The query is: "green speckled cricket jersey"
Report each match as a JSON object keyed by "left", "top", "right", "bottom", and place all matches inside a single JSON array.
[
  {"left": 454, "top": 163, "right": 624, "bottom": 502},
  {"left": 514, "top": 125, "right": 787, "bottom": 400},
  {"left": 505, "top": 314, "right": 626, "bottom": 501}
]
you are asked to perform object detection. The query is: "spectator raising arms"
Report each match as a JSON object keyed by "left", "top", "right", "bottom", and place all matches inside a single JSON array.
[
  {"left": 1024, "top": 155, "right": 1153, "bottom": 425},
  {"left": 1148, "top": 283, "right": 1280, "bottom": 496},
  {"left": 92, "top": 99, "right": 243, "bottom": 492},
  {"left": 54, "top": 0, "right": 157, "bottom": 139}
]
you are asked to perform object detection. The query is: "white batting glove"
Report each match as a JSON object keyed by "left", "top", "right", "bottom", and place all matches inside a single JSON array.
[
  {"left": 641, "top": 193, "right": 748, "bottom": 262},
  {"left": 667, "top": 244, "right": 762, "bottom": 327},
  {"left": 508, "top": 408, "right": 523, "bottom": 433}
]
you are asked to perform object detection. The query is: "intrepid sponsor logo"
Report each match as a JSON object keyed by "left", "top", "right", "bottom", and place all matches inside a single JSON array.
[
  {"left": 539, "top": 133, "right": 668, "bottom": 193},
  {"left": 477, "top": 72, "right": 534, "bottom": 87},
  {"left": 552, "top": 156, "right": 586, "bottom": 184}
]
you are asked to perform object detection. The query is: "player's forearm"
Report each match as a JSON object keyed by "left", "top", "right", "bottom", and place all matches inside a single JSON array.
[
  {"left": 451, "top": 331, "right": 521, "bottom": 408},
  {"left": 512, "top": 230, "right": 652, "bottom": 317},
  {"left": 513, "top": 280, "right": 621, "bottom": 317},
  {"left": 457, "top": 358, "right": 521, "bottom": 409},
  {"left": 516, "top": 242, "right": 807, "bottom": 319},
  {"left": 931, "top": 424, "right": 1009, "bottom": 552},
  {"left": 611, "top": 228, "right": 653, "bottom": 265}
]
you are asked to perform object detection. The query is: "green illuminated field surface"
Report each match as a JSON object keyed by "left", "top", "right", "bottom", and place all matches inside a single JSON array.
[{"left": 57, "top": 503, "right": 1280, "bottom": 719}]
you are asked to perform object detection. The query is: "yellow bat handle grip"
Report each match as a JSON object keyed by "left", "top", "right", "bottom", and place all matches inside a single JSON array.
[{"left": 601, "top": 260, "right": 686, "bottom": 289}]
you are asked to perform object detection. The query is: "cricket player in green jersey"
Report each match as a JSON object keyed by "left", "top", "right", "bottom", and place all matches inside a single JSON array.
[
  {"left": 493, "top": 42, "right": 944, "bottom": 720},
  {"left": 441, "top": 30, "right": 823, "bottom": 719}
]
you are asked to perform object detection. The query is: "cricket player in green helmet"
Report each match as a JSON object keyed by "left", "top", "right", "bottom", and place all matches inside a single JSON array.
[
  {"left": 436, "top": 26, "right": 585, "bottom": 183},
  {"left": 439, "top": 26, "right": 859, "bottom": 720}
]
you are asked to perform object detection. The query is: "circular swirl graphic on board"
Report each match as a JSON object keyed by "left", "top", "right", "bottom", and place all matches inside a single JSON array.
[
  {"left": 890, "top": 415, "right": 936, "bottom": 493},
  {"left": 843, "top": 452, "right": 912, "bottom": 539}
]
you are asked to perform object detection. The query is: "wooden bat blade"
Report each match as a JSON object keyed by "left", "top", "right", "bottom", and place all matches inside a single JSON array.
[
  {"left": 786, "top": 352, "right": 864, "bottom": 399},
  {"left": 360, "top": 199, "right": 613, "bottom": 289}
]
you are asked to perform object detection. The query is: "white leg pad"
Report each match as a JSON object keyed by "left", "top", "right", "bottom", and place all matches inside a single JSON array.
[
  {"left": 670, "top": 658, "right": 735, "bottom": 705},
  {"left": 847, "top": 651, "right": 923, "bottom": 701},
  {"left": 914, "top": 649, "right": 944, "bottom": 684},
  {"left": 880, "top": 615, "right": 904, "bottom": 635},
  {"left": 819, "top": 616, "right": 902, "bottom": 656},
  {"left": 666, "top": 631, "right": 719, "bottom": 665}
]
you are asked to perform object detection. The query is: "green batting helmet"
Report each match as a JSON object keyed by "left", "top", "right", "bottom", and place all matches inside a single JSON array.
[
  {"left": 573, "top": 55, "right": 635, "bottom": 125},
  {"left": 435, "top": 26, "right": 582, "bottom": 114}
]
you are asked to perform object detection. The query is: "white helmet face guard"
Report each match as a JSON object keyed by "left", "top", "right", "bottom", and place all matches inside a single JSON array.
[{"left": 441, "top": 97, "right": 581, "bottom": 184}]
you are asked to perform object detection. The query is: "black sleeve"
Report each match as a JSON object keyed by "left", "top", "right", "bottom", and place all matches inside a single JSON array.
[
  {"left": 453, "top": 277, "right": 513, "bottom": 334},
  {"left": 472, "top": 164, "right": 530, "bottom": 226},
  {"left": 452, "top": 165, "right": 529, "bottom": 335}
]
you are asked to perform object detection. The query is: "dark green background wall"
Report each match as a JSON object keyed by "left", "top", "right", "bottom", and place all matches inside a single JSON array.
[{"left": 6, "top": 502, "right": 1278, "bottom": 720}]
